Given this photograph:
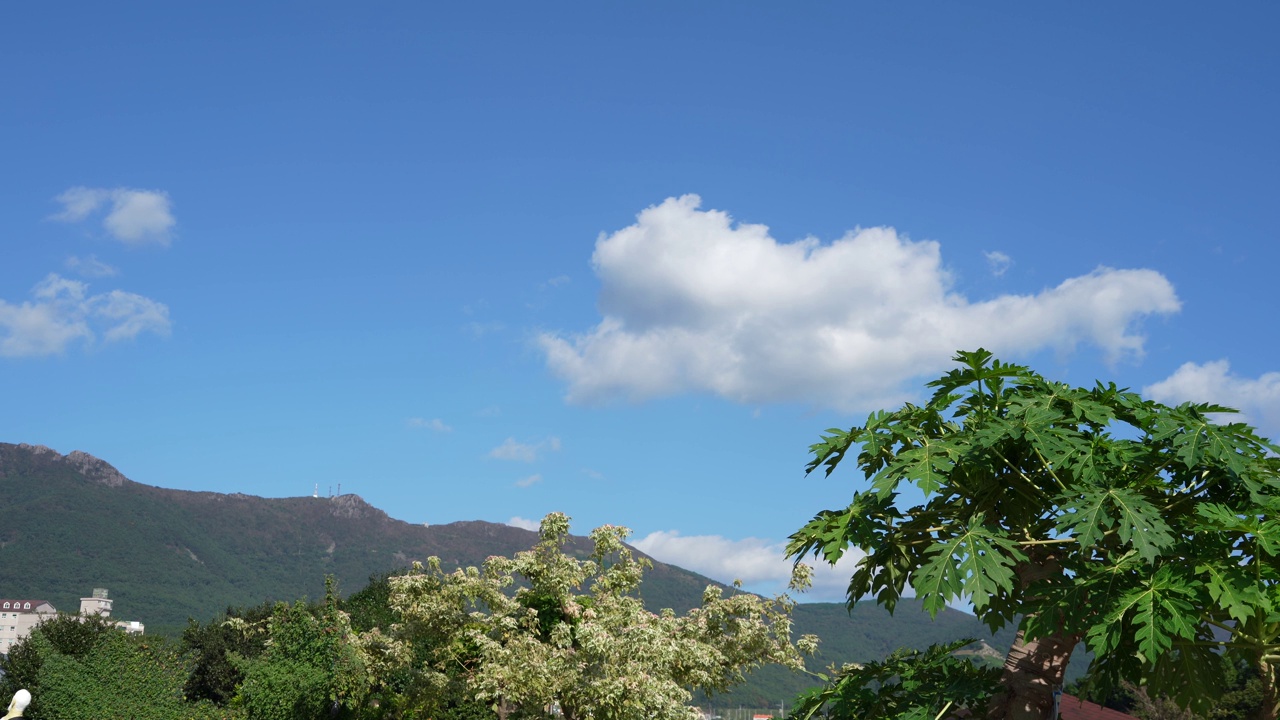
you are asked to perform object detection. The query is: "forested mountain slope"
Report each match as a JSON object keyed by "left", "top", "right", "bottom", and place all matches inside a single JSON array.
[
  {"left": 0, "top": 442, "right": 713, "bottom": 632},
  {"left": 0, "top": 441, "right": 1038, "bottom": 705}
]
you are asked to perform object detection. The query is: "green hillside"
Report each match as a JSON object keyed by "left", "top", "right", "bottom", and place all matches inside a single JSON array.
[
  {"left": 0, "top": 441, "right": 1071, "bottom": 705},
  {"left": 704, "top": 600, "right": 1026, "bottom": 707},
  {"left": 0, "top": 442, "right": 707, "bottom": 633}
]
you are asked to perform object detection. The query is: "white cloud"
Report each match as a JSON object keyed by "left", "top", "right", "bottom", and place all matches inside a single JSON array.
[
  {"left": 53, "top": 187, "right": 175, "bottom": 246},
  {"left": 545, "top": 275, "right": 571, "bottom": 288},
  {"left": 582, "top": 468, "right": 604, "bottom": 480},
  {"left": 984, "top": 250, "right": 1012, "bottom": 277},
  {"left": 539, "top": 195, "right": 1180, "bottom": 411},
  {"left": 515, "top": 473, "right": 543, "bottom": 488},
  {"left": 632, "top": 530, "right": 863, "bottom": 602},
  {"left": 491, "top": 438, "right": 538, "bottom": 462},
  {"left": 65, "top": 255, "right": 119, "bottom": 278},
  {"left": 93, "top": 289, "right": 172, "bottom": 342},
  {"left": 507, "top": 516, "right": 540, "bottom": 531},
  {"left": 53, "top": 187, "right": 112, "bottom": 222},
  {"left": 0, "top": 273, "right": 170, "bottom": 357},
  {"left": 1144, "top": 360, "right": 1280, "bottom": 435},
  {"left": 489, "top": 436, "right": 562, "bottom": 462},
  {"left": 408, "top": 417, "right": 453, "bottom": 432}
]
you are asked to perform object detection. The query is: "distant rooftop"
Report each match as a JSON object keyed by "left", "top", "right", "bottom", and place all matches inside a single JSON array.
[{"left": 0, "top": 600, "right": 53, "bottom": 612}]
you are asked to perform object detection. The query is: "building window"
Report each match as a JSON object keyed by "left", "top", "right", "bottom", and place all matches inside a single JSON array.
[
  {"left": 23, "top": 602, "right": 30, "bottom": 609},
  {"left": 2, "top": 602, "right": 9, "bottom": 609}
]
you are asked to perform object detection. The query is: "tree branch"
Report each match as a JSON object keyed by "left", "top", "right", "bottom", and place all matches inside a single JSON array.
[{"left": 1017, "top": 538, "right": 1077, "bottom": 547}]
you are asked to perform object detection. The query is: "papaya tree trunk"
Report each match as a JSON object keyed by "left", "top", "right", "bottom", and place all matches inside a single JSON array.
[
  {"left": 987, "top": 553, "right": 1077, "bottom": 720},
  {"left": 986, "top": 628, "right": 1079, "bottom": 720},
  {"left": 1259, "top": 657, "right": 1277, "bottom": 720}
]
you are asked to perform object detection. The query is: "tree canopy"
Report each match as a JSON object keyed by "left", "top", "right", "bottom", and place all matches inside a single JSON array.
[
  {"left": 788, "top": 349, "right": 1280, "bottom": 720},
  {"left": 0, "top": 612, "right": 219, "bottom": 720},
  {"left": 384, "top": 512, "right": 815, "bottom": 720}
]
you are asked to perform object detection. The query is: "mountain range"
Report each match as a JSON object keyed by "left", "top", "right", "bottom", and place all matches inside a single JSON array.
[{"left": 0, "top": 441, "right": 1032, "bottom": 705}]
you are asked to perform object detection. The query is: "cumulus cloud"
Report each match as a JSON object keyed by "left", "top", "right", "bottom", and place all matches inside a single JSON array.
[
  {"left": 0, "top": 273, "right": 171, "bottom": 357},
  {"left": 632, "top": 530, "right": 863, "bottom": 602},
  {"left": 515, "top": 473, "right": 543, "bottom": 488},
  {"left": 65, "top": 255, "right": 119, "bottom": 278},
  {"left": 1144, "top": 360, "right": 1280, "bottom": 435},
  {"left": 507, "top": 516, "right": 540, "bottom": 531},
  {"left": 52, "top": 187, "right": 175, "bottom": 246},
  {"left": 984, "top": 250, "right": 1012, "bottom": 277},
  {"left": 539, "top": 195, "right": 1180, "bottom": 411},
  {"left": 490, "top": 436, "right": 561, "bottom": 462},
  {"left": 408, "top": 417, "right": 453, "bottom": 432}
]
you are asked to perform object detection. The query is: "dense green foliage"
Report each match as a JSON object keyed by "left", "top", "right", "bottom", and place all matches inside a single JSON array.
[
  {"left": 234, "top": 586, "right": 369, "bottom": 720},
  {"left": 0, "top": 612, "right": 120, "bottom": 715},
  {"left": 789, "top": 639, "right": 1001, "bottom": 720},
  {"left": 182, "top": 602, "right": 277, "bottom": 706},
  {"left": 0, "top": 578, "right": 1025, "bottom": 720},
  {"left": 0, "top": 612, "right": 223, "bottom": 720},
  {"left": 703, "top": 600, "right": 1034, "bottom": 708},
  {"left": 1067, "top": 657, "right": 1266, "bottom": 720},
  {"left": 789, "top": 350, "right": 1280, "bottom": 718}
]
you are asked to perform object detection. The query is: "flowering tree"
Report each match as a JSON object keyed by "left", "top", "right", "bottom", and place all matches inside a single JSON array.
[
  {"left": 383, "top": 512, "right": 815, "bottom": 720},
  {"left": 788, "top": 350, "right": 1280, "bottom": 720}
]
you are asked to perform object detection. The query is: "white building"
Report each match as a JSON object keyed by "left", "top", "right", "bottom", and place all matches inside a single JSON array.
[
  {"left": 78, "top": 588, "right": 145, "bottom": 636},
  {"left": 0, "top": 588, "right": 144, "bottom": 655},
  {"left": 0, "top": 599, "right": 56, "bottom": 654}
]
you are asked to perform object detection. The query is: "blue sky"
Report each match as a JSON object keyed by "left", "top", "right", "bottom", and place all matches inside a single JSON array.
[{"left": 3, "top": 3, "right": 1278, "bottom": 601}]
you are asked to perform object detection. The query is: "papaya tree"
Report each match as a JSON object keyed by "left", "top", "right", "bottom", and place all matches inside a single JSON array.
[
  {"left": 788, "top": 350, "right": 1280, "bottom": 720},
  {"left": 384, "top": 512, "right": 816, "bottom": 720}
]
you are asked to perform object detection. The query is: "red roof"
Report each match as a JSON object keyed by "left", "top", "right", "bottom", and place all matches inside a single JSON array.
[
  {"left": 946, "top": 694, "right": 1134, "bottom": 720},
  {"left": 1058, "top": 694, "right": 1133, "bottom": 720},
  {"left": 0, "top": 599, "right": 53, "bottom": 612}
]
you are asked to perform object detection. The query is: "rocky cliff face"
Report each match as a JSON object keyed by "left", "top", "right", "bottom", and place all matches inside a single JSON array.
[
  {"left": 327, "top": 493, "right": 388, "bottom": 520},
  {"left": 2, "top": 443, "right": 132, "bottom": 487},
  {"left": 65, "top": 449, "right": 130, "bottom": 487}
]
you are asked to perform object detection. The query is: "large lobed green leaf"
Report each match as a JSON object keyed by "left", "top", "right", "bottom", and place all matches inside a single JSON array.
[{"left": 913, "top": 516, "right": 1024, "bottom": 617}]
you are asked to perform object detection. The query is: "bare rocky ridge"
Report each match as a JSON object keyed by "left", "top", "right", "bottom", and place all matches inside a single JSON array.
[
  {"left": 15, "top": 443, "right": 59, "bottom": 459},
  {"left": 65, "top": 449, "right": 130, "bottom": 487},
  {"left": 328, "top": 493, "right": 388, "bottom": 521},
  {"left": 13, "top": 443, "right": 132, "bottom": 487}
]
